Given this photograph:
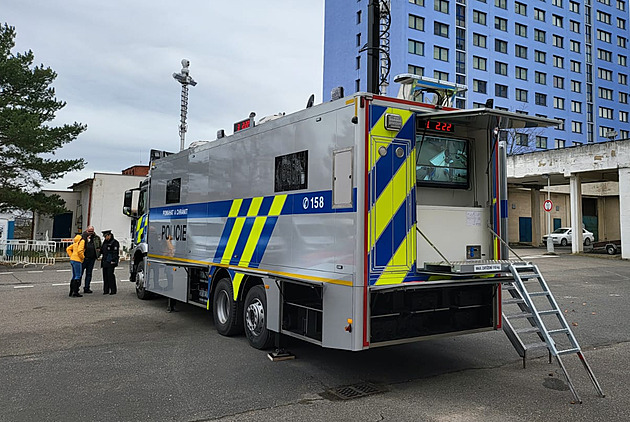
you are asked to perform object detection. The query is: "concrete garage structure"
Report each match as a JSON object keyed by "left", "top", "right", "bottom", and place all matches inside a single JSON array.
[{"left": 507, "top": 139, "right": 630, "bottom": 259}]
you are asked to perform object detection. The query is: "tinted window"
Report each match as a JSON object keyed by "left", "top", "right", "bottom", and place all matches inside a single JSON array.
[{"left": 274, "top": 150, "right": 308, "bottom": 192}]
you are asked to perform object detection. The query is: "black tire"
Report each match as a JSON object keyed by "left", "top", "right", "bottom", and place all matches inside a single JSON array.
[
  {"left": 212, "top": 277, "right": 242, "bottom": 336},
  {"left": 243, "top": 285, "right": 275, "bottom": 350},
  {"left": 560, "top": 238, "right": 568, "bottom": 247},
  {"left": 135, "top": 260, "right": 151, "bottom": 300},
  {"left": 584, "top": 237, "right": 592, "bottom": 246},
  {"left": 606, "top": 245, "right": 617, "bottom": 255}
]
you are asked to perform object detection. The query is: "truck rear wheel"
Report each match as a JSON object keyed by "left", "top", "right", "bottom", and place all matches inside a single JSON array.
[
  {"left": 243, "top": 285, "right": 275, "bottom": 350},
  {"left": 606, "top": 244, "right": 617, "bottom": 255},
  {"left": 212, "top": 277, "right": 242, "bottom": 336}
]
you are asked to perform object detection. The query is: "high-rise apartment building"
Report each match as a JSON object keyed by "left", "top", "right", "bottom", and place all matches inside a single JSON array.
[{"left": 323, "top": 0, "right": 630, "bottom": 149}]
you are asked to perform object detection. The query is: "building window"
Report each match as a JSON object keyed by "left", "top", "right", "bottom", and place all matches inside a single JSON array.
[
  {"left": 534, "top": 29, "right": 546, "bottom": 43},
  {"left": 598, "top": 68, "right": 613, "bottom": 81},
  {"left": 515, "top": 66, "right": 527, "bottom": 80},
  {"left": 434, "top": 22, "right": 449, "bottom": 37},
  {"left": 555, "top": 118, "right": 565, "bottom": 130},
  {"left": 570, "top": 40, "right": 580, "bottom": 53},
  {"left": 456, "top": 4, "right": 465, "bottom": 26},
  {"left": 408, "top": 64, "right": 425, "bottom": 75},
  {"left": 456, "top": 51, "right": 466, "bottom": 73},
  {"left": 535, "top": 93, "right": 547, "bottom": 106},
  {"left": 515, "top": 88, "right": 527, "bottom": 102},
  {"left": 619, "top": 18, "right": 627, "bottom": 30},
  {"left": 597, "top": 30, "right": 612, "bottom": 43},
  {"left": 408, "top": 39, "right": 425, "bottom": 56},
  {"left": 495, "top": 0, "right": 507, "bottom": 8},
  {"left": 552, "top": 15, "right": 563, "bottom": 27},
  {"left": 434, "top": 70, "right": 449, "bottom": 80},
  {"left": 456, "top": 28, "right": 466, "bottom": 50},
  {"left": 495, "top": 17, "right": 507, "bottom": 31},
  {"left": 495, "top": 61, "right": 508, "bottom": 75},
  {"left": 620, "top": 73, "right": 628, "bottom": 85},
  {"left": 435, "top": 0, "right": 449, "bottom": 13},
  {"left": 556, "top": 139, "right": 566, "bottom": 149},
  {"left": 552, "top": 0, "right": 563, "bottom": 6},
  {"left": 473, "top": 10, "right": 487, "bottom": 25},
  {"left": 434, "top": 46, "right": 449, "bottom": 61},
  {"left": 619, "top": 55, "right": 628, "bottom": 66},
  {"left": 620, "top": 92, "right": 628, "bottom": 104},
  {"left": 516, "top": 133, "right": 529, "bottom": 146},
  {"left": 535, "top": 8, "right": 546, "bottom": 21},
  {"left": 571, "top": 101, "right": 582, "bottom": 113},
  {"left": 495, "top": 39, "right": 508, "bottom": 53},
  {"left": 554, "top": 97, "right": 565, "bottom": 109},
  {"left": 553, "top": 76, "right": 564, "bottom": 89},
  {"left": 599, "top": 107, "right": 614, "bottom": 119},
  {"left": 410, "top": 0, "right": 425, "bottom": 5},
  {"left": 570, "top": 20, "right": 580, "bottom": 33},
  {"left": 571, "top": 80, "right": 582, "bottom": 93},
  {"left": 553, "top": 55, "right": 564, "bottom": 68},
  {"left": 473, "top": 79, "right": 487, "bottom": 93},
  {"left": 357, "top": 11, "right": 362, "bottom": 24},
  {"left": 515, "top": 2, "right": 527, "bottom": 15},
  {"left": 473, "top": 33, "right": 487, "bottom": 48},
  {"left": 570, "top": 61, "right": 581, "bottom": 73},
  {"left": 355, "top": 79, "right": 361, "bottom": 92},
  {"left": 409, "top": 14, "right": 425, "bottom": 31},
  {"left": 535, "top": 71, "right": 546, "bottom": 84},
  {"left": 619, "top": 37, "right": 628, "bottom": 48},
  {"left": 536, "top": 136, "right": 548, "bottom": 148},
  {"left": 496, "top": 84, "right": 508, "bottom": 97},
  {"left": 535, "top": 50, "right": 546, "bottom": 63},
  {"left": 572, "top": 121, "right": 583, "bottom": 133},
  {"left": 619, "top": 0, "right": 627, "bottom": 11},
  {"left": 599, "top": 126, "right": 614, "bottom": 138},
  {"left": 356, "top": 56, "right": 361, "bottom": 70},
  {"left": 598, "top": 49, "right": 612, "bottom": 62},
  {"left": 552, "top": 35, "right": 564, "bottom": 48},
  {"left": 356, "top": 33, "right": 361, "bottom": 47},
  {"left": 515, "top": 45, "right": 527, "bottom": 59},
  {"left": 473, "top": 56, "right": 487, "bottom": 70},
  {"left": 570, "top": 1, "right": 580, "bottom": 13},
  {"left": 620, "top": 110, "right": 629, "bottom": 122},
  {"left": 597, "top": 11, "right": 611, "bottom": 24},
  {"left": 515, "top": 23, "right": 527, "bottom": 37}
]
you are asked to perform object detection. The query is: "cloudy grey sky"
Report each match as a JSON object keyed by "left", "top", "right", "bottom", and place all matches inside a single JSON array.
[{"left": 4, "top": 0, "right": 324, "bottom": 190}]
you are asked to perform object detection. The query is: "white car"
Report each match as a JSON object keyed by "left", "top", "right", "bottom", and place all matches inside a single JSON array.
[{"left": 543, "top": 227, "right": 594, "bottom": 247}]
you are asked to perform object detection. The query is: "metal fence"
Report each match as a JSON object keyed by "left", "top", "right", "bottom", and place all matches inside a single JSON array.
[{"left": 0, "top": 239, "right": 56, "bottom": 268}]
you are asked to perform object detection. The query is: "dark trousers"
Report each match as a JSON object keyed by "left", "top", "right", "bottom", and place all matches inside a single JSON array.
[
  {"left": 82, "top": 258, "right": 96, "bottom": 290},
  {"left": 103, "top": 267, "right": 117, "bottom": 294}
]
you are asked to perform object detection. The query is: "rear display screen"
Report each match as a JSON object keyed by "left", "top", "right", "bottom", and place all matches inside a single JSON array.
[{"left": 416, "top": 135, "right": 469, "bottom": 188}]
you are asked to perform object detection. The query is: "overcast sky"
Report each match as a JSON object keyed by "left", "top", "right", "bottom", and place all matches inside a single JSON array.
[{"left": 4, "top": 0, "right": 324, "bottom": 190}]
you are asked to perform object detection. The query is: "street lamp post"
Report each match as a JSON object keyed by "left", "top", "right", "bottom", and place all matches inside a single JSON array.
[{"left": 173, "top": 59, "right": 197, "bottom": 151}]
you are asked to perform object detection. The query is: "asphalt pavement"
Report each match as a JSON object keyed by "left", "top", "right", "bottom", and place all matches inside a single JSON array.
[{"left": 1, "top": 250, "right": 628, "bottom": 421}]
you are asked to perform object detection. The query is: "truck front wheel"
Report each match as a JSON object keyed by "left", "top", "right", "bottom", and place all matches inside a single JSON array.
[
  {"left": 212, "top": 278, "right": 242, "bottom": 336},
  {"left": 135, "top": 260, "right": 151, "bottom": 300},
  {"left": 243, "top": 285, "right": 275, "bottom": 349}
]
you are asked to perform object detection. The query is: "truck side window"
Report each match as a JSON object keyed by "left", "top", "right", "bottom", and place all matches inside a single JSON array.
[
  {"left": 274, "top": 150, "right": 308, "bottom": 192},
  {"left": 166, "top": 178, "right": 181, "bottom": 204}
]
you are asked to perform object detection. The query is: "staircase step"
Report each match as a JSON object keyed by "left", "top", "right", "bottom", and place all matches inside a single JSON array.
[
  {"left": 503, "top": 298, "right": 524, "bottom": 305},
  {"left": 557, "top": 348, "right": 580, "bottom": 355},
  {"left": 529, "top": 291, "right": 550, "bottom": 297},
  {"left": 505, "top": 312, "right": 534, "bottom": 319},
  {"left": 548, "top": 328, "right": 570, "bottom": 335},
  {"left": 539, "top": 309, "right": 560, "bottom": 315},
  {"left": 524, "top": 341, "right": 549, "bottom": 350},
  {"left": 515, "top": 326, "right": 540, "bottom": 334}
]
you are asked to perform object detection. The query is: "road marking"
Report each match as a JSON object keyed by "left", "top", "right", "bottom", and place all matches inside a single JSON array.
[
  {"left": 14, "top": 285, "right": 34, "bottom": 289},
  {"left": 56, "top": 269, "right": 71, "bottom": 272},
  {"left": 52, "top": 281, "right": 104, "bottom": 286},
  {"left": 0, "top": 272, "right": 14, "bottom": 275},
  {"left": 27, "top": 271, "right": 44, "bottom": 273}
]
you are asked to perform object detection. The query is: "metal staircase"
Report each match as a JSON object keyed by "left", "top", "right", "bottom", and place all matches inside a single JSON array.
[{"left": 502, "top": 262, "right": 605, "bottom": 403}]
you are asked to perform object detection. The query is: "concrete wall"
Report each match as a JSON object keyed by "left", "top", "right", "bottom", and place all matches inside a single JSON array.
[{"left": 508, "top": 188, "right": 570, "bottom": 243}]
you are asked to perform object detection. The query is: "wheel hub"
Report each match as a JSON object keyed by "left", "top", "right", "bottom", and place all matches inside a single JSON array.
[
  {"left": 216, "top": 290, "right": 230, "bottom": 324},
  {"left": 245, "top": 298, "right": 265, "bottom": 336}
]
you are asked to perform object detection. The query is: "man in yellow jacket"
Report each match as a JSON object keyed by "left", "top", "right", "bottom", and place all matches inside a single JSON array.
[{"left": 66, "top": 234, "right": 85, "bottom": 297}]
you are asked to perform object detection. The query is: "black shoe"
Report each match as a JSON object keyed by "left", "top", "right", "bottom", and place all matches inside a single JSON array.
[
  {"left": 109, "top": 292, "right": 116, "bottom": 295},
  {"left": 84, "top": 288, "right": 93, "bottom": 294},
  {"left": 72, "top": 293, "right": 83, "bottom": 297}
]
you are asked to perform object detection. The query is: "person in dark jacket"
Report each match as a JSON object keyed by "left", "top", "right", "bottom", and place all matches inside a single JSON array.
[
  {"left": 100, "top": 230, "right": 120, "bottom": 295},
  {"left": 81, "top": 226, "right": 102, "bottom": 293}
]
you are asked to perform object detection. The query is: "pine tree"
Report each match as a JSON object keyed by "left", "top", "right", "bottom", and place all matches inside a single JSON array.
[{"left": 0, "top": 23, "right": 86, "bottom": 215}]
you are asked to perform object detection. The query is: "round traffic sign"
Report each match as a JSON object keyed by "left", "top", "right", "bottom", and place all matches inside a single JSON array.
[{"left": 543, "top": 199, "right": 553, "bottom": 212}]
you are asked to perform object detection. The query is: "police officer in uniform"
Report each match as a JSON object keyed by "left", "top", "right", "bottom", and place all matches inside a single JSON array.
[{"left": 100, "top": 230, "right": 120, "bottom": 295}]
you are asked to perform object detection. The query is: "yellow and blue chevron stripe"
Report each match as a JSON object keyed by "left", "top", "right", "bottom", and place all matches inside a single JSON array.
[
  {"left": 135, "top": 214, "right": 148, "bottom": 244},
  {"left": 367, "top": 105, "right": 418, "bottom": 286}
]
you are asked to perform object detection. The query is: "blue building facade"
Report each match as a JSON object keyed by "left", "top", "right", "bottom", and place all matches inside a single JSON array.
[{"left": 323, "top": 0, "right": 630, "bottom": 149}]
